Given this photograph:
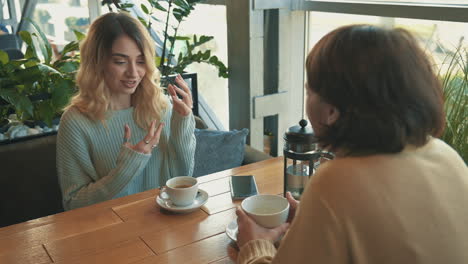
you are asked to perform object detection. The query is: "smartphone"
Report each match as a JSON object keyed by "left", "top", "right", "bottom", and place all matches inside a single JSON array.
[{"left": 230, "top": 175, "right": 259, "bottom": 200}]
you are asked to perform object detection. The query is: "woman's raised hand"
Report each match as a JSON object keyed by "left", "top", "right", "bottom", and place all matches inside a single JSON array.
[
  {"left": 123, "top": 120, "right": 164, "bottom": 154},
  {"left": 167, "top": 74, "right": 193, "bottom": 117}
]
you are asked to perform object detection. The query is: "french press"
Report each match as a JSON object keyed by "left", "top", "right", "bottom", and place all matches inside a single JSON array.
[{"left": 283, "top": 119, "right": 334, "bottom": 200}]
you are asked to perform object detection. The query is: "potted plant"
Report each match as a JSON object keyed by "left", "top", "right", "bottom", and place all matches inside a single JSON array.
[
  {"left": 103, "top": 0, "right": 229, "bottom": 83},
  {"left": 0, "top": 20, "right": 81, "bottom": 142},
  {"left": 438, "top": 46, "right": 467, "bottom": 162}
]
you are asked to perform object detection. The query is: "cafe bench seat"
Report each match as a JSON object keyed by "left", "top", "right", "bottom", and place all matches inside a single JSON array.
[{"left": 0, "top": 116, "right": 270, "bottom": 227}]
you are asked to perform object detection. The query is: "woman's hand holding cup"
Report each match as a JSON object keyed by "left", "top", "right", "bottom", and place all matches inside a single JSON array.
[{"left": 236, "top": 194, "right": 291, "bottom": 248}]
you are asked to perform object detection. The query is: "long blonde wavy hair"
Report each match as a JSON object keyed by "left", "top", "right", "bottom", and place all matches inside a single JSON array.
[{"left": 67, "top": 12, "right": 168, "bottom": 129}]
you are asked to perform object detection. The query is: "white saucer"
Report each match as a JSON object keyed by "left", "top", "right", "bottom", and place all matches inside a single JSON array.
[
  {"left": 225, "top": 219, "right": 285, "bottom": 245},
  {"left": 156, "top": 189, "right": 209, "bottom": 213},
  {"left": 225, "top": 219, "right": 238, "bottom": 242}
]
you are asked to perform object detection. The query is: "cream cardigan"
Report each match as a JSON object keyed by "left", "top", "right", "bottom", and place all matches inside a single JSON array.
[{"left": 238, "top": 138, "right": 468, "bottom": 264}]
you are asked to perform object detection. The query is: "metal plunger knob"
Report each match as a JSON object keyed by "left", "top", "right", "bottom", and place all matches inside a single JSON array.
[{"left": 299, "top": 119, "right": 308, "bottom": 128}]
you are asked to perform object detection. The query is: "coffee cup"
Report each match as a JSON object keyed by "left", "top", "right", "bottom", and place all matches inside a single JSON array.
[
  {"left": 159, "top": 176, "right": 198, "bottom": 207},
  {"left": 241, "top": 194, "right": 289, "bottom": 228}
]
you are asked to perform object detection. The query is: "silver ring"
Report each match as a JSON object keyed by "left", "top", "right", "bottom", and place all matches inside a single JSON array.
[
  {"left": 152, "top": 144, "right": 158, "bottom": 149},
  {"left": 144, "top": 140, "right": 150, "bottom": 144}
]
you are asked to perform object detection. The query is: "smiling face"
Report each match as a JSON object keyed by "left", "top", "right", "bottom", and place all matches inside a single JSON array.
[{"left": 103, "top": 34, "right": 146, "bottom": 107}]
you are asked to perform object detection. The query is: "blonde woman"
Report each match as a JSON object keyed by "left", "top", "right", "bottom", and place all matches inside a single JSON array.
[{"left": 57, "top": 12, "right": 196, "bottom": 210}]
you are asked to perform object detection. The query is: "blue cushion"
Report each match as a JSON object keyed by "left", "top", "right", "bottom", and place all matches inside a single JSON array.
[{"left": 193, "top": 128, "right": 249, "bottom": 177}]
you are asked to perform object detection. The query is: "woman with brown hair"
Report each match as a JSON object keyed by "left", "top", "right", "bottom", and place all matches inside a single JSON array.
[
  {"left": 236, "top": 24, "right": 468, "bottom": 263},
  {"left": 57, "top": 12, "right": 196, "bottom": 210}
]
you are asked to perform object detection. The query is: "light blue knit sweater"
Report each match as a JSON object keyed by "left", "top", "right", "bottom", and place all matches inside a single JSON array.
[{"left": 56, "top": 103, "right": 196, "bottom": 210}]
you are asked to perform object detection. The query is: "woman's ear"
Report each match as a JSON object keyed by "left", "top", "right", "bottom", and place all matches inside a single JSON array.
[{"left": 326, "top": 105, "right": 340, "bottom": 125}]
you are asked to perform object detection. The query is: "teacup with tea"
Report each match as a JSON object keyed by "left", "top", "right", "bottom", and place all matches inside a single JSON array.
[{"left": 159, "top": 176, "right": 198, "bottom": 207}]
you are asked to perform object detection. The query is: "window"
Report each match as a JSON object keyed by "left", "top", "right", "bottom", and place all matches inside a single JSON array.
[
  {"left": 304, "top": 11, "right": 468, "bottom": 116},
  {"left": 128, "top": 1, "right": 229, "bottom": 129},
  {"left": 31, "top": 0, "right": 90, "bottom": 56},
  {"left": 307, "top": 12, "right": 468, "bottom": 55},
  {"left": 306, "top": 0, "right": 468, "bottom": 3},
  {"left": 178, "top": 4, "right": 229, "bottom": 129}
]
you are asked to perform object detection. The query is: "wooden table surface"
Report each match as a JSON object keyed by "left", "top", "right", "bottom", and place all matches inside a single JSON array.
[{"left": 0, "top": 157, "right": 284, "bottom": 264}]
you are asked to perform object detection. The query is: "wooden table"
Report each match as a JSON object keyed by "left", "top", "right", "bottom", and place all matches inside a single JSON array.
[{"left": 0, "top": 157, "right": 284, "bottom": 264}]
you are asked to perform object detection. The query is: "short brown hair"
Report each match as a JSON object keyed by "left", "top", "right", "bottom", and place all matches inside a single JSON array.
[{"left": 306, "top": 24, "right": 445, "bottom": 155}]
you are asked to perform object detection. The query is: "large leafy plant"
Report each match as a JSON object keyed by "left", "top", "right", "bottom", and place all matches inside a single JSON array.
[
  {"left": 0, "top": 20, "right": 82, "bottom": 126},
  {"left": 104, "top": 0, "right": 229, "bottom": 80},
  {"left": 438, "top": 46, "right": 468, "bottom": 163}
]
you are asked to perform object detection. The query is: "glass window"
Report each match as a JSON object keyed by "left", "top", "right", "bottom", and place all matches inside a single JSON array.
[
  {"left": 100, "top": 1, "right": 229, "bottom": 128},
  {"left": 122, "top": 1, "right": 229, "bottom": 128},
  {"left": 306, "top": 0, "right": 468, "bottom": 4},
  {"left": 31, "top": 0, "right": 90, "bottom": 56},
  {"left": 305, "top": 12, "right": 468, "bottom": 115},
  {"left": 2, "top": 0, "right": 10, "bottom": 20},
  {"left": 307, "top": 12, "right": 468, "bottom": 65},
  {"left": 178, "top": 4, "right": 229, "bottom": 129}
]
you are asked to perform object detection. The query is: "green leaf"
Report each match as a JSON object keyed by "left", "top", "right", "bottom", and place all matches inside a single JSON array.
[
  {"left": 37, "top": 64, "right": 62, "bottom": 77},
  {"left": 27, "top": 19, "right": 53, "bottom": 65},
  {"left": 205, "top": 51, "right": 212, "bottom": 60},
  {"left": 0, "top": 89, "right": 34, "bottom": 117},
  {"left": 138, "top": 17, "right": 148, "bottom": 28},
  {"left": 151, "top": 15, "right": 163, "bottom": 23},
  {"left": 0, "top": 50, "right": 8, "bottom": 64},
  {"left": 51, "top": 78, "right": 74, "bottom": 109},
  {"left": 151, "top": 0, "right": 167, "bottom": 12},
  {"left": 24, "top": 57, "right": 38, "bottom": 67},
  {"left": 120, "top": 3, "right": 134, "bottom": 9},
  {"left": 198, "top": 35, "right": 213, "bottom": 44},
  {"left": 19, "top": 31, "right": 33, "bottom": 46},
  {"left": 57, "top": 61, "right": 79, "bottom": 73},
  {"left": 13, "top": 66, "right": 42, "bottom": 83},
  {"left": 175, "top": 36, "right": 190, "bottom": 41},
  {"left": 172, "top": 8, "right": 185, "bottom": 22},
  {"left": 173, "top": 0, "right": 190, "bottom": 10},
  {"left": 141, "top": 4, "right": 149, "bottom": 14},
  {"left": 209, "top": 56, "right": 219, "bottom": 63},
  {"left": 74, "top": 30, "right": 86, "bottom": 41},
  {"left": 36, "top": 101, "right": 55, "bottom": 126},
  {"left": 10, "top": 59, "right": 28, "bottom": 68},
  {"left": 60, "top": 41, "right": 79, "bottom": 56},
  {"left": 24, "top": 47, "right": 36, "bottom": 60},
  {"left": 155, "top": 56, "right": 162, "bottom": 66}
]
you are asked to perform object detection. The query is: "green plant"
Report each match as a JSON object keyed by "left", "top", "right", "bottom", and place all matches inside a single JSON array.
[
  {"left": 0, "top": 20, "right": 82, "bottom": 126},
  {"left": 438, "top": 46, "right": 468, "bottom": 163},
  {"left": 103, "top": 0, "right": 229, "bottom": 81}
]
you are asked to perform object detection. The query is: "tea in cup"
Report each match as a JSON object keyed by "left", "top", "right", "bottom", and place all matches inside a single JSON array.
[
  {"left": 159, "top": 176, "right": 198, "bottom": 206},
  {"left": 241, "top": 194, "right": 289, "bottom": 228}
]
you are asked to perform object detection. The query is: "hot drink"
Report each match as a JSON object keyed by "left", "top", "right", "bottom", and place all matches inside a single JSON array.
[
  {"left": 159, "top": 176, "right": 199, "bottom": 206},
  {"left": 174, "top": 184, "right": 193, "bottom": 189}
]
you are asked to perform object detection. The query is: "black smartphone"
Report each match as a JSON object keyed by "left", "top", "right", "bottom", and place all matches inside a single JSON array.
[{"left": 230, "top": 175, "right": 259, "bottom": 200}]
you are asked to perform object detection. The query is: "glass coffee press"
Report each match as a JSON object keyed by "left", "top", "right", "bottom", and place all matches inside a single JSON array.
[{"left": 283, "top": 119, "right": 334, "bottom": 200}]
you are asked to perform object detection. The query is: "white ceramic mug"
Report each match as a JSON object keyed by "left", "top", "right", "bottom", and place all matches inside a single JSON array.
[
  {"left": 159, "top": 176, "right": 198, "bottom": 207},
  {"left": 241, "top": 194, "right": 290, "bottom": 228}
]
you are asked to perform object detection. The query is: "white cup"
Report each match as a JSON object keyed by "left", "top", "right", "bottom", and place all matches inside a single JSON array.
[
  {"left": 159, "top": 176, "right": 198, "bottom": 206},
  {"left": 241, "top": 194, "right": 290, "bottom": 228}
]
